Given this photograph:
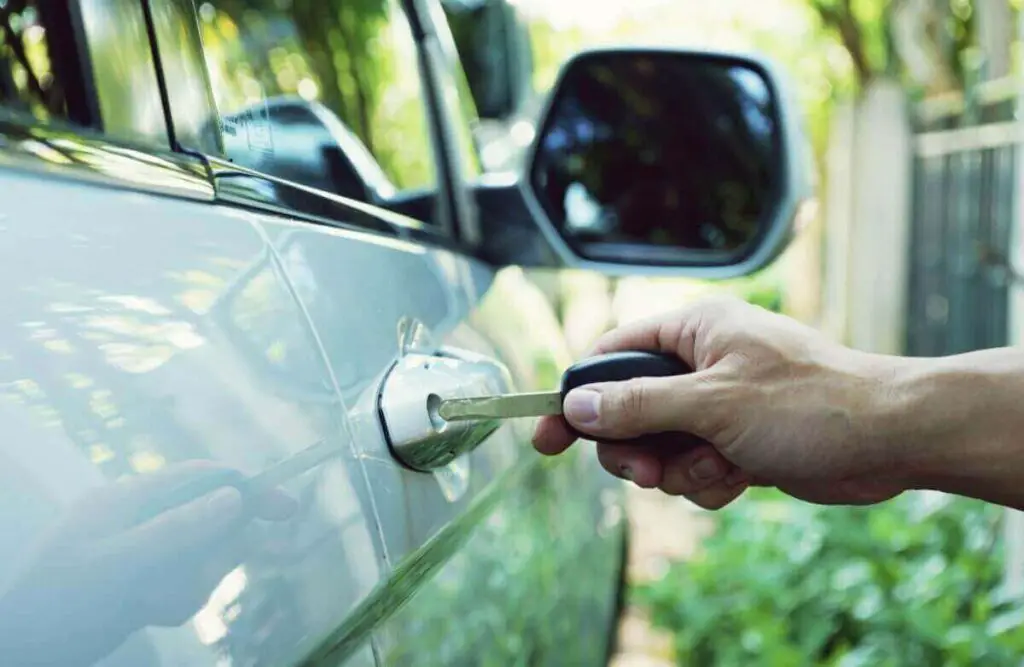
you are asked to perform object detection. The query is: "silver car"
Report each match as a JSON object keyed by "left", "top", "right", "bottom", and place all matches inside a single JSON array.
[{"left": 0, "top": 1, "right": 812, "bottom": 665}]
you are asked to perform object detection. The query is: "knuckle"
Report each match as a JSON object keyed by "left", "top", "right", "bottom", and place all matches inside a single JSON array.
[
  {"left": 612, "top": 379, "right": 648, "bottom": 425},
  {"left": 687, "top": 485, "right": 742, "bottom": 511},
  {"left": 660, "top": 476, "right": 699, "bottom": 496},
  {"left": 595, "top": 447, "right": 624, "bottom": 477},
  {"left": 685, "top": 374, "right": 730, "bottom": 439},
  {"left": 693, "top": 293, "right": 744, "bottom": 319},
  {"left": 684, "top": 492, "right": 720, "bottom": 510}
]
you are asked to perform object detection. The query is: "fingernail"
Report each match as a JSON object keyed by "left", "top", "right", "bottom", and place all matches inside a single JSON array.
[
  {"left": 619, "top": 465, "right": 634, "bottom": 482},
  {"left": 691, "top": 457, "right": 722, "bottom": 482},
  {"left": 564, "top": 389, "right": 600, "bottom": 425}
]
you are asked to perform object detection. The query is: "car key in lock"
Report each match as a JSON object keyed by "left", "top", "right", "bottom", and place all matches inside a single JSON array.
[{"left": 437, "top": 350, "right": 692, "bottom": 440}]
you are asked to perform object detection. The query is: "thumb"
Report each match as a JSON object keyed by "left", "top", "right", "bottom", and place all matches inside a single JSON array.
[{"left": 562, "top": 374, "right": 716, "bottom": 440}]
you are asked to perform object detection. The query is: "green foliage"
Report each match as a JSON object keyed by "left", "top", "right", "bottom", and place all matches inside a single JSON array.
[
  {"left": 198, "top": 0, "right": 435, "bottom": 190},
  {"left": 808, "top": 0, "right": 977, "bottom": 94},
  {"left": 635, "top": 490, "right": 1024, "bottom": 666},
  {"left": 719, "top": 270, "right": 784, "bottom": 313},
  {"left": 384, "top": 455, "right": 625, "bottom": 666}
]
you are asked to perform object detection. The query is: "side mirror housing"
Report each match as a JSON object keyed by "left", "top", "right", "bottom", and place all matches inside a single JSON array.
[
  {"left": 441, "top": 0, "right": 534, "bottom": 120},
  {"left": 508, "top": 47, "right": 815, "bottom": 279}
]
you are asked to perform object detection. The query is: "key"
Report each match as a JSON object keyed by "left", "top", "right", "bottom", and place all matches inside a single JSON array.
[{"left": 437, "top": 350, "right": 691, "bottom": 424}]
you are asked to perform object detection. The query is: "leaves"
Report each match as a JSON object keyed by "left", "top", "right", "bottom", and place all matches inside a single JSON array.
[
  {"left": 808, "top": 0, "right": 980, "bottom": 94},
  {"left": 635, "top": 490, "right": 1024, "bottom": 665}
]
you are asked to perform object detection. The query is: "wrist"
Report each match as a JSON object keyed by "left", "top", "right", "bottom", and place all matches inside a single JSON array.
[{"left": 878, "top": 349, "right": 1024, "bottom": 500}]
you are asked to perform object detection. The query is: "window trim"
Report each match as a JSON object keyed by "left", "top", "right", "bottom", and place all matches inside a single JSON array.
[
  {"left": 0, "top": 1, "right": 101, "bottom": 130},
  {"left": 405, "top": 0, "right": 479, "bottom": 245},
  {"left": 206, "top": 155, "right": 466, "bottom": 252},
  {"left": 152, "top": 0, "right": 461, "bottom": 242},
  {"left": 138, "top": 0, "right": 178, "bottom": 150},
  {"left": 0, "top": 0, "right": 462, "bottom": 253}
]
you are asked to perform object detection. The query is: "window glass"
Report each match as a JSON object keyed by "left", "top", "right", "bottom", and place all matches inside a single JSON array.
[
  {"left": 0, "top": 1, "right": 90, "bottom": 127},
  {"left": 196, "top": 0, "right": 436, "bottom": 199},
  {"left": 440, "top": 48, "right": 482, "bottom": 181},
  {"left": 80, "top": 0, "right": 169, "bottom": 146},
  {"left": 0, "top": 0, "right": 169, "bottom": 148},
  {"left": 430, "top": 2, "right": 482, "bottom": 179},
  {"left": 150, "top": 0, "right": 224, "bottom": 155}
]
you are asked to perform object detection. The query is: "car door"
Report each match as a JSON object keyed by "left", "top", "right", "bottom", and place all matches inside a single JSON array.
[
  {"left": 162, "top": 1, "right": 629, "bottom": 665},
  {"left": 0, "top": 3, "right": 383, "bottom": 667}
]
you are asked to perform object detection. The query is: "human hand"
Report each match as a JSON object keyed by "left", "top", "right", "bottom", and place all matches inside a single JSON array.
[
  {"left": 533, "top": 296, "right": 911, "bottom": 509},
  {"left": 0, "top": 460, "right": 296, "bottom": 666}
]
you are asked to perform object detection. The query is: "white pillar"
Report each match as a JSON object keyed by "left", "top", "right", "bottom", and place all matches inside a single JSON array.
[
  {"left": 845, "top": 80, "right": 914, "bottom": 355},
  {"left": 820, "top": 100, "right": 856, "bottom": 343},
  {"left": 977, "top": 0, "right": 1013, "bottom": 80},
  {"left": 1002, "top": 0, "right": 1024, "bottom": 602}
]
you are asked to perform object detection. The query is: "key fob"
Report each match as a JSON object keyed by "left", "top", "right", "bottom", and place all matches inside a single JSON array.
[{"left": 559, "top": 350, "right": 694, "bottom": 445}]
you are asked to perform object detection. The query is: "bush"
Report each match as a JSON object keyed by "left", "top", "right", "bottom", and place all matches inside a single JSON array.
[
  {"left": 725, "top": 270, "right": 783, "bottom": 313},
  {"left": 633, "top": 490, "right": 1024, "bottom": 666}
]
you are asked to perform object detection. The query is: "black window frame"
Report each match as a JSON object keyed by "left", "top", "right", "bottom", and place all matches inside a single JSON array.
[
  {"left": 147, "top": 0, "right": 464, "bottom": 243},
  {"left": 0, "top": 0, "right": 186, "bottom": 153},
  {"left": 0, "top": 1, "right": 100, "bottom": 133}
]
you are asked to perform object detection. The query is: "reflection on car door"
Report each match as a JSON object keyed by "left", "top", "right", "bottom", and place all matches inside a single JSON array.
[
  {"left": 156, "top": 0, "right": 629, "bottom": 664},
  {"left": 0, "top": 133, "right": 381, "bottom": 667}
]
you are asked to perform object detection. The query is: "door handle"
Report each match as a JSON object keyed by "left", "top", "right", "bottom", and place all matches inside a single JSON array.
[{"left": 377, "top": 346, "right": 514, "bottom": 472}]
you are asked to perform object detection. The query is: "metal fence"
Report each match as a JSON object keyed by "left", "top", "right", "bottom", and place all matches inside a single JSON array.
[{"left": 906, "top": 90, "right": 1019, "bottom": 357}]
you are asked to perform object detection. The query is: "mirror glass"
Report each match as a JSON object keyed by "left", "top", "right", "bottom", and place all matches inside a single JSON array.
[{"left": 529, "top": 51, "right": 782, "bottom": 263}]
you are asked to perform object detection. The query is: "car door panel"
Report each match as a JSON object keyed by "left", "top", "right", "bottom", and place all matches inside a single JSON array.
[
  {"left": 372, "top": 270, "right": 628, "bottom": 666},
  {"left": 0, "top": 141, "right": 383, "bottom": 667},
  {"left": 257, "top": 207, "right": 627, "bottom": 664},
  {"left": 254, "top": 217, "right": 517, "bottom": 553}
]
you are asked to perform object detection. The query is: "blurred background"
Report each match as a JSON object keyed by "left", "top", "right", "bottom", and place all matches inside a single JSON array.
[
  {"left": 442, "top": 0, "right": 1024, "bottom": 664},
  {"left": 9, "top": 0, "right": 1023, "bottom": 662}
]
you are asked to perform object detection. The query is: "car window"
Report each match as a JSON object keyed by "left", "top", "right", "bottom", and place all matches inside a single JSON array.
[
  {"left": 0, "top": 2, "right": 95, "bottom": 129},
  {"left": 79, "top": 0, "right": 169, "bottom": 146},
  {"left": 0, "top": 0, "right": 169, "bottom": 148},
  {"left": 430, "top": 1, "right": 483, "bottom": 180},
  {"left": 195, "top": 0, "right": 436, "bottom": 201},
  {"left": 150, "top": 0, "right": 224, "bottom": 155}
]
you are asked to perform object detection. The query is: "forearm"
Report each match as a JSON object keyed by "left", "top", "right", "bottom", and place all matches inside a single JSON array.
[{"left": 885, "top": 347, "right": 1024, "bottom": 508}]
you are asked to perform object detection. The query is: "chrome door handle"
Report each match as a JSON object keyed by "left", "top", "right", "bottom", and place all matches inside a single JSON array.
[{"left": 377, "top": 347, "right": 514, "bottom": 471}]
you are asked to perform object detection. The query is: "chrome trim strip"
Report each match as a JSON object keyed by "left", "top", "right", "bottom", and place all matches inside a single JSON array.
[
  {"left": 378, "top": 349, "right": 512, "bottom": 471},
  {"left": 0, "top": 121, "right": 214, "bottom": 201}
]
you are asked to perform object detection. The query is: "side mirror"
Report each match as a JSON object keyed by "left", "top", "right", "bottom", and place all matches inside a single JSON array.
[
  {"left": 441, "top": 0, "right": 534, "bottom": 120},
  {"left": 518, "top": 47, "right": 815, "bottom": 278}
]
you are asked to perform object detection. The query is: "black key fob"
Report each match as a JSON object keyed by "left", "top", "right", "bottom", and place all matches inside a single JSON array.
[{"left": 559, "top": 351, "right": 693, "bottom": 444}]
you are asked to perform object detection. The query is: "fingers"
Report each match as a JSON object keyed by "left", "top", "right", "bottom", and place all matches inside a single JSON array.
[
  {"left": 531, "top": 296, "right": 751, "bottom": 455},
  {"left": 773, "top": 479, "right": 904, "bottom": 506},
  {"left": 683, "top": 480, "right": 750, "bottom": 510},
  {"left": 94, "top": 486, "right": 245, "bottom": 566},
  {"left": 596, "top": 438, "right": 719, "bottom": 489},
  {"left": 658, "top": 444, "right": 737, "bottom": 495},
  {"left": 532, "top": 414, "right": 577, "bottom": 455},
  {"left": 110, "top": 460, "right": 244, "bottom": 503},
  {"left": 562, "top": 374, "right": 720, "bottom": 441},
  {"left": 587, "top": 294, "right": 746, "bottom": 366},
  {"left": 596, "top": 437, "right": 750, "bottom": 510},
  {"left": 140, "top": 538, "right": 247, "bottom": 627},
  {"left": 596, "top": 442, "right": 666, "bottom": 489},
  {"left": 251, "top": 487, "right": 299, "bottom": 521}
]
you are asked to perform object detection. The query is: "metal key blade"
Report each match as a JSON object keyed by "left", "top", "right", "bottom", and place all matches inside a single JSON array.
[{"left": 438, "top": 391, "right": 563, "bottom": 422}]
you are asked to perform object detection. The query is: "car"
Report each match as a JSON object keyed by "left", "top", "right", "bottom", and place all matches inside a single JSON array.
[{"left": 0, "top": 1, "right": 813, "bottom": 666}]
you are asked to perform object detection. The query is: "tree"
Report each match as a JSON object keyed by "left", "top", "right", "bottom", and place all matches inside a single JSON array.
[{"left": 809, "top": 0, "right": 979, "bottom": 96}]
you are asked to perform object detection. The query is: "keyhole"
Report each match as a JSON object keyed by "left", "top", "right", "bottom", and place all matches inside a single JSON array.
[{"left": 426, "top": 393, "right": 446, "bottom": 431}]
